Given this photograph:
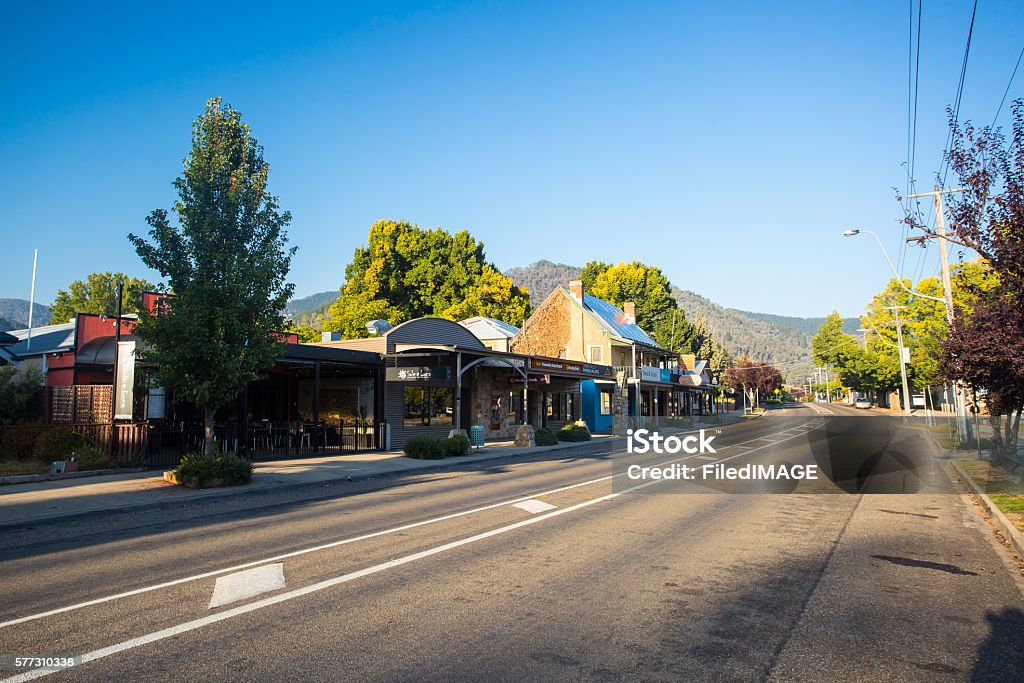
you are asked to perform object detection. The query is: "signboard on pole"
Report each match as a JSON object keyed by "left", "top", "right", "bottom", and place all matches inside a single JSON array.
[{"left": 114, "top": 340, "right": 136, "bottom": 420}]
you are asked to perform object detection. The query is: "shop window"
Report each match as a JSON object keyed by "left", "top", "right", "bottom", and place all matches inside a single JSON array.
[
  {"left": 404, "top": 386, "right": 453, "bottom": 427},
  {"left": 508, "top": 392, "right": 522, "bottom": 422},
  {"left": 430, "top": 387, "right": 453, "bottom": 425},
  {"left": 600, "top": 390, "right": 612, "bottom": 416}
]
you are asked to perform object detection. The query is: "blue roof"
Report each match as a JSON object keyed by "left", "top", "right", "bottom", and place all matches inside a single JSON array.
[{"left": 577, "top": 291, "right": 661, "bottom": 348}]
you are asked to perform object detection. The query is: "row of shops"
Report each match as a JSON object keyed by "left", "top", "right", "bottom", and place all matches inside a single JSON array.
[{"left": 2, "top": 282, "right": 718, "bottom": 458}]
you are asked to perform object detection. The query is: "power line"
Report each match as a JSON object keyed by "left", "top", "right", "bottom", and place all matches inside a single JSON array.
[
  {"left": 991, "top": 45, "right": 1024, "bottom": 128},
  {"left": 939, "top": 0, "right": 978, "bottom": 188}
]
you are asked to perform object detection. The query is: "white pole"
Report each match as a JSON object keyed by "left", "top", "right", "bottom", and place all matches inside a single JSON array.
[{"left": 27, "top": 248, "right": 38, "bottom": 352}]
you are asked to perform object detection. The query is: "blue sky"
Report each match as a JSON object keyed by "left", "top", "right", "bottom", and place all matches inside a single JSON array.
[{"left": 1, "top": 1, "right": 1021, "bottom": 318}]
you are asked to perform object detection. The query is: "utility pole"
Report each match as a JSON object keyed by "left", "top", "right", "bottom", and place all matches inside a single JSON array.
[
  {"left": 906, "top": 185, "right": 968, "bottom": 437},
  {"left": 887, "top": 305, "right": 912, "bottom": 416}
]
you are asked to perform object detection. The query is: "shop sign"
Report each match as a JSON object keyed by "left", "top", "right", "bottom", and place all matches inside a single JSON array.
[
  {"left": 530, "top": 358, "right": 582, "bottom": 373},
  {"left": 387, "top": 366, "right": 451, "bottom": 382},
  {"left": 509, "top": 374, "right": 550, "bottom": 385},
  {"left": 640, "top": 366, "right": 661, "bottom": 382},
  {"left": 659, "top": 368, "right": 672, "bottom": 383},
  {"left": 581, "top": 363, "right": 612, "bottom": 377},
  {"left": 114, "top": 341, "right": 136, "bottom": 420}
]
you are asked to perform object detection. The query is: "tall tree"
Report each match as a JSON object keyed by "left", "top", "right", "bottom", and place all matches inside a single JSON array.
[
  {"left": 723, "top": 355, "right": 782, "bottom": 408},
  {"left": 588, "top": 261, "right": 690, "bottom": 350},
  {"left": 129, "top": 97, "right": 295, "bottom": 455},
  {"left": 49, "top": 272, "right": 156, "bottom": 324},
  {"left": 579, "top": 260, "right": 611, "bottom": 294},
  {"left": 324, "top": 220, "right": 531, "bottom": 337},
  {"left": 927, "top": 100, "right": 1024, "bottom": 462},
  {"left": 690, "top": 315, "right": 732, "bottom": 372}
]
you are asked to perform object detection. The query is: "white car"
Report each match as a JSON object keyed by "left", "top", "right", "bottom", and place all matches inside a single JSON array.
[{"left": 854, "top": 397, "right": 872, "bottom": 409}]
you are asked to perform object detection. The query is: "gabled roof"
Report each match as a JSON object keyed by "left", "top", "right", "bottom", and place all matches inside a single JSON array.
[
  {"left": 558, "top": 287, "right": 661, "bottom": 349},
  {"left": 3, "top": 321, "right": 77, "bottom": 358},
  {"left": 459, "top": 316, "right": 520, "bottom": 340}
]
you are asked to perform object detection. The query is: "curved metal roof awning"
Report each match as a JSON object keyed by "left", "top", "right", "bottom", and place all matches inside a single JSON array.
[{"left": 76, "top": 335, "right": 142, "bottom": 367}]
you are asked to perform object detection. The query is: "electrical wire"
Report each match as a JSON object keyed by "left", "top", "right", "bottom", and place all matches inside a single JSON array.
[
  {"left": 939, "top": 0, "right": 978, "bottom": 188},
  {"left": 991, "top": 45, "right": 1024, "bottom": 128}
]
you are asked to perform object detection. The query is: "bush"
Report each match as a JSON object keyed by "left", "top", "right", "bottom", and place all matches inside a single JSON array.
[
  {"left": 33, "top": 427, "right": 90, "bottom": 463},
  {"left": 702, "top": 414, "right": 721, "bottom": 424},
  {"left": 440, "top": 434, "right": 470, "bottom": 456},
  {"left": 75, "top": 445, "right": 112, "bottom": 470},
  {"left": 557, "top": 423, "right": 592, "bottom": 442},
  {"left": 404, "top": 435, "right": 443, "bottom": 459},
  {"left": 0, "top": 425, "right": 47, "bottom": 462},
  {"left": 535, "top": 428, "right": 558, "bottom": 446},
  {"left": 220, "top": 452, "right": 254, "bottom": 485},
  {"left": 174, "top": 452, "right": 252, "bottom": 488},
  {"left": 664, "top": 416, "right": 694, "bottom": 429}
]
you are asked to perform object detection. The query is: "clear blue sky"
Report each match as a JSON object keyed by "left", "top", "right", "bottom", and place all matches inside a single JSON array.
[{"left": 1, "top": 1, "right": 1021, "bottom": 318}]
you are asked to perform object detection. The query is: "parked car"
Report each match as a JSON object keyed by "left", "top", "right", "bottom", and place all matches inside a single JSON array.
[{"left": 854, "top": 397, "right": 872, "bottom": 409}]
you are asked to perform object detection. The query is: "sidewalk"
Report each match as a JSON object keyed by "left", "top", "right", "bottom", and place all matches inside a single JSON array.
[{"left": 0, "top": 414, "right": 746, "bottom": 530}]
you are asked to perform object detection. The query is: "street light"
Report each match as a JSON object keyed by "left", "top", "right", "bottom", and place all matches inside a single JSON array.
[{"left": 842, "top": 229, "right": 945, "bottom": 303}]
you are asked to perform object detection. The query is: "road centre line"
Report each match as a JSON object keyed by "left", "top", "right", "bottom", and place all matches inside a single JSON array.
[
  {"left": 0, "top": 419, "right": 821, "bottom": 631},
  {"left": 2, "top": 425, "right": 820, "bottom": 683}
]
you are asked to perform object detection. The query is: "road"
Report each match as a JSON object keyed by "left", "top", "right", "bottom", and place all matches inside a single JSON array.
[{"left": 1, "top": 404, "right": 1023, "bottom": 682}]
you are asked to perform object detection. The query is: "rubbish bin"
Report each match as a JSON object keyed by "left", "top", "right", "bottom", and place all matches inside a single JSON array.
[{"left": 469, "top": 425, "right": 485, "bottom": 448}]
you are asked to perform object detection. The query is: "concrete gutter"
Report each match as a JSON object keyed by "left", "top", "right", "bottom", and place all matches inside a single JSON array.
[{"left": 951, "top": 460, "right": 1024, "bottom": 561}]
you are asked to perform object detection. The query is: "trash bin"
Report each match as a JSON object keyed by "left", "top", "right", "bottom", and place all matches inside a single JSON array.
[{"left": 469, "top": 425, "right": 485, "bottom": 448}]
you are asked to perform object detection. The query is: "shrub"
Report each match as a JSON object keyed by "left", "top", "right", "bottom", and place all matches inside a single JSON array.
[
  {"left": 75, "top": 445, "right": 112, "bottom": 470},
  {"left": 535, "top": 428, "right": 558, "bottom": 446},
  {"left": 404, "top": 435, "right": 443, "bottom": 459},
  {"left": 440, "top": 434, "right": 470, "bottom": 456},
  {"left": 702, "top": 414, "right": 721, "bottom": 424},
  {"left": 33, "top": 428, "right": 90, "bottom": 463},
  {"left": 174, "top": 452, "right": 253, "bottom": 488},
  {"left": 219, "top": 452, "right": 253, "bottom": 485},
  {"left": 557, "top": 423, "right": 592, "bottom": 442},
  {"left": 663, "top": 416, "right": 694, "bottom": 429},
  {"left": 0, "top": 425, "right": 47, "bottom": 462}
]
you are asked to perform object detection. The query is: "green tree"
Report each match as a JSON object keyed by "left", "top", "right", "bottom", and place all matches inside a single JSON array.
[
  {"left": 579, "top": 260, "right": 611, "bottom": 293},
  {"left": 589, "top": 261, "right": 690, "bottom": 350},
  {"left": 690, "top": 315, "right": 732, "bottom": 371},
  {"left": 324, "top": 220, "right": 531, "bottom": 337},
  {"left": 49, "top": 272, "right": 156, "bottom": 324},
  {"left": 0, "top": 365, "right": 43, "bottom": 425},
  {"left": 129, "top": 97, "right": 295, "bottom": 455}
]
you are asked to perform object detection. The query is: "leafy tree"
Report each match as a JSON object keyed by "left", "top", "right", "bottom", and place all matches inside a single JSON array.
[
  {"left": 690, "top": 315, "right": 732, "bottom": 372},
  {"left": 0, "top": 365, "right": 43, "bottom": 425},
  {"left": 287, "top": 325, "right": 322, "bottom": 344},
  {"left": 579, "top": 260, "right": 611, "bottom": 294},
  {"left": 324, "top": 220, "right": 531, "bottom": 337},
  {"left": 926, "top": 100, "right": 1024, "bottom": 462},
  {"left": 129, "top": 97, "right": 295, "bottom": 455},
  {"left": 49, "top": 273, "right": 156, "bottom": 324},
  {"left": 723, "top": 355, "right": 782, "bottom": 409},
  {"left": 589, "top": 261, "right": 690, "bottom": 350}
]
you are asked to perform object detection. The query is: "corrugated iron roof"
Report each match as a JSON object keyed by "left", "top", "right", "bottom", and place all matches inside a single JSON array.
[
  {"left": 459, "top": 316, "right": 520, "bottom": 339},
  {"left": 3, "top": 321, "right": 77, "bottom": 357},
  {"left": 571, "top": 290, "right": 661, "bottom": 348}
]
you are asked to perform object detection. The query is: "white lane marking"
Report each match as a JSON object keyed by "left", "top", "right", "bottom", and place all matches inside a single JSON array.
[
  {"left": 693, "top": 455, "right": 718, "bottom": 461},
  {"left": 2, "top": 422, "right": 823, "bottom": 682},
  {"left": 0, "top": 418, "right": 820, "bottom": 630},
  {"left": 208, "top": 564, "right": 285, "bottom": 609},
  {"left": 513, "top": 499, "right": 558, "bottom": 514},
  {"left": 731, "top": 445, "right": 753, "bottom": 451}
]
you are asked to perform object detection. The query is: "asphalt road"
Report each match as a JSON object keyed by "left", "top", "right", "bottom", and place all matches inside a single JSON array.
[{"left": 2, "top": 404, "right": 1023, "bottom": 682}]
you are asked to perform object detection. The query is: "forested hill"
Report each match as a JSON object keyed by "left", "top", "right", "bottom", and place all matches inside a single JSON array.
[
  {"left": 732, "top": 310, "right": 860, "bottom": 336},
  {"left": 0, "top": 299, "right": 52, "bottom": 331}
]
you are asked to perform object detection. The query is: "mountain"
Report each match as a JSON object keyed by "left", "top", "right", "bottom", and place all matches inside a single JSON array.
[
  {"left": 505, "top": 261, "right": 854, "bottom": 383},
  {"left": 0, "top": 299, "right": 51, "bottom": 331},
  {"left": 504, "top": 261, "right": 581, "bottom": 306},
  {"left": 286, "top": 290, "right": 337, "bottom": 319}
]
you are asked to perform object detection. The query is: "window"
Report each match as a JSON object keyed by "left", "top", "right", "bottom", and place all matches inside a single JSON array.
[
  {"left": 404, "top": 386, "right": 426, "bottom": 427},
  {"left": 589, "top": 346, "right": 604, "bottom": 364},
  {"left": 545, "top": 393, "right": 575, "bottom": 421},
  {"left": 404, "top": 386, "right": 453, "bottom": 427},
  {"left": 509, "top": 391, "right": 522, "bottom": 422},
  {"left": 600, "top": 390, "right": 612, "bottom": 416}
]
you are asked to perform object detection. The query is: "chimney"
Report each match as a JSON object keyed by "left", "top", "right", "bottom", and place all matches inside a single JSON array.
[
  {"left": 569, "top": 280, "right": 584, "bottom": 302},
  {"left": 321, "top": 331, "right": 341, "bottom": 343},
  {"left": 623, "top": 302, "right": 636, "bottom": 324}
]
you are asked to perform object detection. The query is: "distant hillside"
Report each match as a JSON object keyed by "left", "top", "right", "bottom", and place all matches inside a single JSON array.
[
  {"left": 504, "top": 261, "right": 580, "bottom": 307},
  {"left": 0, "top": 299, "right": 51, "bottom": 330},
  {"left": 286, "top": 291, "right": 337, "bottom": 319},
  {"left": 732, "top": 310, "right": 859, "bottom": 336},
  {"left": 506, "top": 261, "right": 846, "bottom": 383}
]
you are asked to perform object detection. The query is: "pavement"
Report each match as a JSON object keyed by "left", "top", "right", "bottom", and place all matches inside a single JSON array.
[
  {"left": 2, "top": 404, "right": 1023, "bottom": 682},
  {"left": 0, "top": 413, "right": 746, "bottom": 529}
]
